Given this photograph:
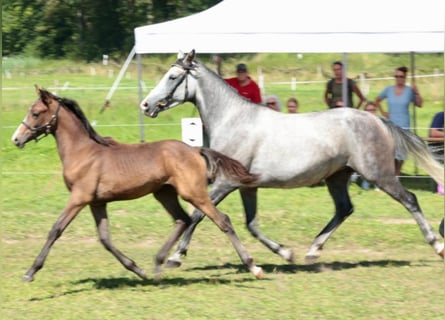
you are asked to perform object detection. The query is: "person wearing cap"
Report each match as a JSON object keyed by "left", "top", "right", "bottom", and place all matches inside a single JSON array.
[{"left": 214, "top": 56, "right": 262, "bottom": 103}]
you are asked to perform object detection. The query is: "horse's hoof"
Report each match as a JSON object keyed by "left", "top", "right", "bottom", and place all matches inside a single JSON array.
[
  {"left": 252, "top": 266, "right": 264, "bottom": 279},
  {"left": 279, "top": 248, "right": 295, "bottom": 264},
  {"left": 434, "top": 241, "right": 444, "bottom": 258},
  {"left": 166, "top": 258, "right": 182, "bottom": 268},
  {"left": 305, "top": 254, "right": 319, "bottom": 265},
  {"left": 137, "top": 269, "right": 148, "bottom": 280},
  {"left": 23, "top": 274, "right": 34, "bottom": 282}
]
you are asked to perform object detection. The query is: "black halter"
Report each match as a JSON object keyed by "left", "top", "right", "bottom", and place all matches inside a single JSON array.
[
  {"left": 21, "top": 101, "right": 63, "bottom": 142},
  {"left": 164, "top": 62, "right": 196, "bottom": 104}
]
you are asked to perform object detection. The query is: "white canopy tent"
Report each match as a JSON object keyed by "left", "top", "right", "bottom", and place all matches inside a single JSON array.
[
  {"left": 134, "top": 0, "right": 444, "bottom": 54},
  {"left": 109, "top": 0, "right": 444, "bottom": 141}
]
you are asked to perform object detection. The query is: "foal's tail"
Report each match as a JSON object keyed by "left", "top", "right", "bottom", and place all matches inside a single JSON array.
[
  {"left": 381, "top": 117, "right": 444, "bottom": 185},
  {"left": 199, "top": 148, "right": 260, "bottom": 186}
]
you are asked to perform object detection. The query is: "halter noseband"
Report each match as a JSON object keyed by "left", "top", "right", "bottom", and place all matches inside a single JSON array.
[{"left": 22, "top": 101, "right": 63, "bottom": 143}]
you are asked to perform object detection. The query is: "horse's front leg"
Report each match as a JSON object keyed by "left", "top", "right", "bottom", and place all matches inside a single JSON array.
[
  {"left": 240, "top": 187, "right": 295, "bottom": 263},
  {"left": 90, "top": 205, "right": 147, "bottom": 280},
  {"left": 305, "top": 171, "right": 353, "bottom": 263},
  {"left": 167, "top": 184, "right": 236, "bottom": 268},
  {"left": 23, "top": 201, "right": 85, "bottom": 282}
]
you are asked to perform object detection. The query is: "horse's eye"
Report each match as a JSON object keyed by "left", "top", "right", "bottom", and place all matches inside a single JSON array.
[
  {"left": 32, "top": 113, "right": 39, "bottom": 119},
  {"left": 169, "top": 75, "right": 178, "bottom": 80}
]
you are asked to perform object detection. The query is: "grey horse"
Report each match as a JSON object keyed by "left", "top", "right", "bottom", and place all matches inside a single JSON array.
[{"left": 140, "top": 50, "right": 444, "bottom": 266}]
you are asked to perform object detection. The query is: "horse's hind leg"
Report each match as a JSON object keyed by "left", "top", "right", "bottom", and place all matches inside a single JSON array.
[
  {"left": 152, "top": 185, "right": 191, "bottom": 281},
  {"left": 377, "top": 176, "right": 444, "bottom": 258},
  {"left": 167, "top": 183, "right": 236, "bottom": 268},
  {"left": 240, "top": 187, "right": 295, "bottom": 263},
  {"left": 305, "top": 169, "right": 354, "bottom": 263},
  {"left": 183, "top": 189, "right": 263, "bottom": 279},
  {"left": 90, "top": 204, "right": 147, "bottom": 280}
]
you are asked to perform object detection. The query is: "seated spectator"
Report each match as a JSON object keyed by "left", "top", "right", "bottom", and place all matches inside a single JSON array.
[
  {"left": 428, "top": 111, "right": 444, "bottom": 163},
  {"left": 286, "top": 97, "right": 299, "bottom": 113},
  {"left": 264, "top": 95, "right": 281, "bottom": 112},
  {"left": 364, "top": 101, "right": 378, "bottom": 115}
]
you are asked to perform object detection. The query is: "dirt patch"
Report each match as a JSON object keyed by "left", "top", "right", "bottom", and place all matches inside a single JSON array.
[{"left": 379, "top": 218, "right": 416, "bottom": 225}]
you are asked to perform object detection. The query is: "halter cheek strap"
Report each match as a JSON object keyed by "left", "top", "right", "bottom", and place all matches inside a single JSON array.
[
  {"left": 22, "top": 102, "right": 63, "bottom": 143},
  {"left": 164, "top": 62, "right": 197, "bottom": 104}
]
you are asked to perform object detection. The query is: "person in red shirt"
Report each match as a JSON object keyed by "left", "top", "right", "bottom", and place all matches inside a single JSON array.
[{"left": 214, "top": 56, "right": 262, "bottom": 103}]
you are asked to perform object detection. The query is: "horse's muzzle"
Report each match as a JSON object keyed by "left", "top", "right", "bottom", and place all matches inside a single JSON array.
[{"left": 144, "top": 106, "right": 160, "bottom": 118}]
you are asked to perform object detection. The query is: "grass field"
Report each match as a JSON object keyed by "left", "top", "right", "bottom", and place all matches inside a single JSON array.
[{"left": 1, "top": 54, "right": 444, "bottom": 319}]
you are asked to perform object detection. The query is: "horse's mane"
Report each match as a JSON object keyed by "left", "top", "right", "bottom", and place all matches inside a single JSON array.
[{"left": 59, "top": 97, "right": 117, "bottom": 146}]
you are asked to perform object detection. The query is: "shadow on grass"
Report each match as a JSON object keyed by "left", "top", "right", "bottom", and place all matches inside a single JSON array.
[
  {"left": 187, "top": 259, "right": 412, "bottom": 274},
  {"left": 27, "top": 259, "right": 416, "bottom": 300},
  {"left": 72, "top": 274, "right": 256, "bottom": 290}
]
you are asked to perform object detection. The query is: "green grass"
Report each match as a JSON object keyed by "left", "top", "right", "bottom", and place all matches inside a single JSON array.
[{"left": 1, "top": 54, "right": 444, "bottom": 319}]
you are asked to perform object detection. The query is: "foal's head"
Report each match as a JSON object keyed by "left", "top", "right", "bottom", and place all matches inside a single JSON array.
[
  {"left": 12, "top": 86, "right": 112, "bottom": 148},
  {"left": 12, "top": 87, "right": 63, "bottom": 148}
]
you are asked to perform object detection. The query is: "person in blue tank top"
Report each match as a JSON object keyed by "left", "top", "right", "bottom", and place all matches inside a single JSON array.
[{"left": 375, "top": 66, "right": 423, "bottom": 175}]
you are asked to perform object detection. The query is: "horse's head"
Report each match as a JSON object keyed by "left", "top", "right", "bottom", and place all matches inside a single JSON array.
[
  {"left": 12, "top": 86, "right": 62, "bottom": 148},
  {"left": 140, "top": 49, "right": 198, "bottom": 118}
]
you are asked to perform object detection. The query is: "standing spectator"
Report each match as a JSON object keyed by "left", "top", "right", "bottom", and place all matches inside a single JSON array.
[
  {"left": 375, "top": 66, "right": 423, "bottom": 176},
  {"left": 286, "top": 97, "right": 299, "bottom": 113},
  {"left": 264, "top": 95, "right": 281, "bottom": 112},
  {"left": 214, "top": 56, "right": 262, "bottom": 103},
  {"left": 324, "top": 61, "right": 366, "bottom": 109}
]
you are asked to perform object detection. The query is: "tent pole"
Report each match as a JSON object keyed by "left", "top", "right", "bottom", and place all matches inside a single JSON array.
[
  {"left": 410, "top": 52, "right": 418, "bottom": 175},
  {"left": 137, "top": 53, "right": 145, "bottom": 143},
  {"left": 342, "top": 53, "right": 348, "bottom": 108},
  {"left": 410, "top": 52, "right": 417, "bottom": 136},
  {"left": 103, "top": 46, "right": 136, "bottom": 109}
]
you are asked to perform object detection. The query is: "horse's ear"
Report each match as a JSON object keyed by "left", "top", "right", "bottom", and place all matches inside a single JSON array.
[
  {"left": 177, "top": 50, "right": 185, "bottom": 60},
  {"left": 35, "top": 84, "right": 41, "bottom": 95},
  {"left": 38, "top": 87, "right": 56, "bottom": 105},
  {"left": 184, "top": 49, "right": 196, "bottom": 65}
]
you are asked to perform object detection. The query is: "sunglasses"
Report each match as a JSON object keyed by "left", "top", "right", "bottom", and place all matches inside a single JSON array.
[
  {"left": 394, "top": 75, "right": 406, "bottom": 79},
  {"left": 266, "top": 102, "right": 276, "bottom": 106}
]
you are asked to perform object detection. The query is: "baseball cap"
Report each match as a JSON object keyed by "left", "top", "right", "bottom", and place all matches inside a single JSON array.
[{"left": 236, "top": 63, "right": 248, "bottom": 72}]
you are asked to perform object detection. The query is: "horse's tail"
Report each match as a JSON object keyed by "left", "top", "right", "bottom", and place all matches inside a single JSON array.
[
  {"left": 380, "top": 117, "right": 444, "bottom": 185},
  {"left": 199, "top": 148, "right": 260, "bottom": 186}
]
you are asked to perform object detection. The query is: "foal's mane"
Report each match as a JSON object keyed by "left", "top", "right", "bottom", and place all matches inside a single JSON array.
[{"left": 57, "top": 95, "right": 116, "bottom": 146}]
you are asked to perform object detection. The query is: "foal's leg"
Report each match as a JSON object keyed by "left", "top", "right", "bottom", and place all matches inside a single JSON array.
[
  {"left": 23, "top": 199, "right": 85, "bottom": 282},
  {"left": 90, "top": 204, "right": 147, "bottom": 280},
  {"left": 152, "top": 185, "right": 191, "bottom": 281},
  {"left": 182, "top": 188, "right": 263, "bottom": 279},
  {"left": 240, "top": 187, "right": 295, "bottom": 263},
  {"left": 167, "top": 183, "right": 236, "bottom": 267},
  {"left": 306, "top": 169, "right": 354, "bottom": 263},
  {"left": 377, "top": 176, "right": 444, "bottom": 258}
]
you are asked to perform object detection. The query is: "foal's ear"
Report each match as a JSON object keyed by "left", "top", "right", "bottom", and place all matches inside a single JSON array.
[{"left": 37, "top": 86, "right": 56, "bottom": 105}]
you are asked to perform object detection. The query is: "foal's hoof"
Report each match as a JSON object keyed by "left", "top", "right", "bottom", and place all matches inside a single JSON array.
[
  {"left": 304, "top": 254, "right": 320, "bottom": 265},
  {"left": 439, "top": 248, "right": 444, "bottom": 258},
  {"left": 23, "top": 274, "right": 34, "bottom": 283}
]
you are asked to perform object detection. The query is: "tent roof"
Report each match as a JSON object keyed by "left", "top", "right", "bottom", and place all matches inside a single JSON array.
[{"left": 134, "top": 0, "right": 444, "bottom": 54}]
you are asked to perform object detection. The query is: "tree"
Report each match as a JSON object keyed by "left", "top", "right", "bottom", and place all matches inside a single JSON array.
[{"left": 2, "top": 0, "right": 222, "bottom": 60}]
